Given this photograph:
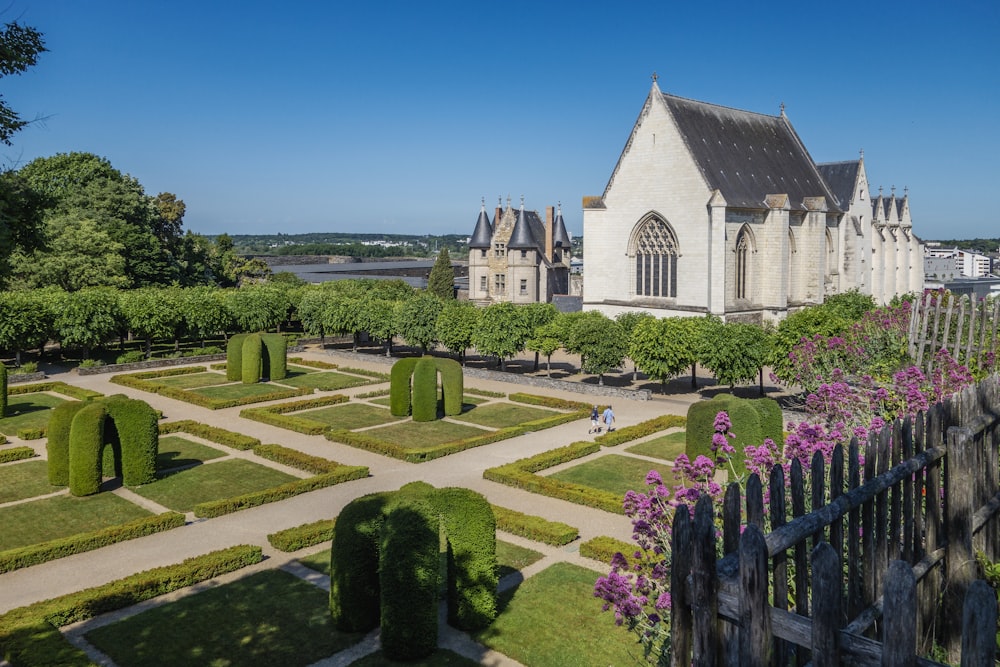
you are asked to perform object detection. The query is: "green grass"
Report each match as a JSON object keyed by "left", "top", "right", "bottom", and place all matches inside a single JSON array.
[
  {"left": 294, "top": 403, "right": 403, "bottom": 430},
  {"left": 496, "top": 540, "right": 544, "bottom": 579},
  {"left": 190, "top": 382, "right": 301, "bottom": 400},
  {"left": 474, "top": 562, "right": 642, "bottom": 667},
  {"left": 548, "top": 454, "right": 670, "bottom": 497},
  {"left": 277, "top": 371, "right": 374, "bottom": 391},
  {"left": 0, "top": 493, "right": 151, "bottom": 551},
  {"left": 450, "top": 403, "right": 558, "bottom": 428},
  {"left": 349, "top": 649, "right": 482, "bottom": 666},
  {"left": 84, "top": 569, "right": 364, "bottom": 667},
  {"left": 155, "top": 435, "right": 227, "bottom": 471},
  {"left": 0, "top": 393, "right": 68, "bottom": 435},
  {"left": 0, "top": 460, "right": 62, "bottom": 504},
  {"left": 133, "top": 459, "right": 299, "bottom": 512},
  {"left": 152, "top": 371, "right": 231, "bottom": 390},
  {"left": 298, "top": 549, "right": 332, "bottom": 575},
  {"left": 625, "top": 430, "right": 687, "bottom": 461},
  {"left": 285, "top": 364, "right": 320, "bottom": 376},
  {"left": 364, "top": 420, "right": 489, "bottom": 451}
]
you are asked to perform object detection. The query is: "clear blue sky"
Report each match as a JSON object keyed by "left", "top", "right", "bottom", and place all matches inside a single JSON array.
[{"left": 4, "top": 1, "right": 998, "bottom": 240}]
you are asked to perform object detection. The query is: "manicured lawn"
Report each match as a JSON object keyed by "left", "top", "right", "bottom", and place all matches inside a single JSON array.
[
  {"left": 548, "top": 454, "right": 670, "bottom": 497},
  {"left": 0, "top": 393, "right": 68, "bottom": 435},
  {"left": 190, "top": 382, "right": 301, "bottom": 400},
  {"left": 625, "top": 430, "right": 687, "bottom": 461},
  {"left": 278, "top": 371, "right": 374, "bottom": 391},
  {"left": 298, "top": 549, "right": 331, "bottom": 575},
  {"left": 496, "top": 540, "right": 544, "bottom": 579},
  {"left": 133, "top": 459, "right": 299, "bottom": 512},
  {"left": 0, "top": 460, "right": 61, "bottom": 504},
  {"left": 367, "top": 395, "right": 487, "bottom": 409},
  {"left": 85, "top": 569, "right": 364, "bottom": 667},
  {"left": 153, "top": 371, "right": 231, "bottom": 390},
  {"left": 474, "top": 562, "right": 642, "bottom": 666},
  {"left": 350, "top": 649, "right": 482, "bottom": 666},
  {"left": 155, "top": 435, "right": 227, "bottom": 471},
  {"left": 450, "top": 403, "right": 559, "bottom": 428},
  {"left": 295, "top": 403, "right": 403, "bottom": 430},
  {"left": 364, "top": 420, "right": 489, "bottom": 451},
  {"left": 0, "top": 493, "right": 151, "bottom": 551}
]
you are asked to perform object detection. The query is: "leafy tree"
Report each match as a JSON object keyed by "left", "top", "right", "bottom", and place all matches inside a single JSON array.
[
  {"left": 769, "top": 303, "right": 854, "bottom": 384},
  {"left": 520, "top": 303, "right": 558, "bottom": 371},
  {"left": 269, "top": 271, "right": 307, "bottom": 287},
  {"left": 436, "top": 301, "right": 480, "bottom": 364},
  {"left": 323, "top": 292, "right": 365, "bottom": 351},
  {"left": 119, "top": 288, "right": 183, "bottom": 358},
  {"left": 51, "top": 287, "right": 120, "bottom": 359},
  {"left": 427, "top": 248, "right": 454, "bottom": 300},
  {"left": 224, "top": 285, "right": 289, "bottom": 333},
  {"left": 361, "top": 296, "right": 402, "bottom": 357},
  {"left": 699, "top": 320, "right": 771, "bottom": 393},
  {"left": 180, "top": 286, "right": 232, "bottom": 345},
  {"left": 472, "top": 302, "right": 530, "bottom": 370},
  {"left": 570, "top": 314, "right": 626, "bottom": 385},
  {"left": 525, "top": 319, "right": 563, "bottom": 377},
  {"left": 0, "top": 170, "right": 45, "bottom": 288},
  {"left": 0, "top": 21, "right": 46, "bottom": 145},
  {"left": 561, "top": 311, "right": 607, "bottom": 373},
  {"left": 396, "top": 291, "right": 442, "bottom": 353},
  {"left": 8, "top": 215, "right": 129, "bottom": 291},
  {"left": 616, "top": 311, "right": 655, "bottom": 381},
  {"left": 628, "top": 315, "right": 707, "bottom": 390},
  {"left": 0, "top": 289, "right": 51, "bottom": 365}
]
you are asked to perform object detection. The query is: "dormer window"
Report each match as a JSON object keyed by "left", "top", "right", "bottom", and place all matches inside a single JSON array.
[
  {"left": 520, "top": 249, "right": 527, "bottom": 259},
  {"left": 494, "top": 243, "right": 505, "bottom": 258}
]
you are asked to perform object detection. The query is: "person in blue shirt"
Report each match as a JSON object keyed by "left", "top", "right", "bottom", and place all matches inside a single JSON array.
[
  {"left": 589, "top": 405, "right": 600, "bottom": 434},
  {"left": 602, "top": 406, "right": 615, "bottom": 432}
]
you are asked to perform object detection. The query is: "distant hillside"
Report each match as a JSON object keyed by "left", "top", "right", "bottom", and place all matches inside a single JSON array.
[
  {"left": 926, "top": 238, "right": 1000, "bottom": 254},
  {"left": 225, "top": 232, "right": 469, "bottom": 258}
]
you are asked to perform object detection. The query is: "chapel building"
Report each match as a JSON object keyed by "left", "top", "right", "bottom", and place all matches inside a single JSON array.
[
  {"left": 467, "top": 197, "right": 572, "bottom": 304},
  {"left": 581, "top": 80, "right": 923, "bottom": 323}
]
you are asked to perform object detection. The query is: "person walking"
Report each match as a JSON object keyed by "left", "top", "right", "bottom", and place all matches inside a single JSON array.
[
  {"left": 602, "top": 405, "right": 615, "bottom": 432},
  {"left": 589, "top": 405, "right": 600, "bottom": 434}
]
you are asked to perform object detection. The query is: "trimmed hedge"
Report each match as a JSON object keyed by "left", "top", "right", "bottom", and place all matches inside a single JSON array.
[
  {"left": 67, "top": 401, "right": 107, "bottom": 496},
  {"left": 0, "top": 512, "right": 185, "bottom": 574},
  {"left": 226, "top": 333, "right": 247, "bottom": 381},
  {"left": 239, "top": 394, "right": 350, "bottom": 434},
  {"left": 267, "top": 518, "right": 336, "bottom": 552},
  {"left": 686, "top": 395, "right": 782, "bottom": 478},
  {"left": 192, "top": 467, "right": 369, "bottom": 518},
  {"left": 437, "top": 357, "right": 463, "bottom": 416},
  {"left": 46, "top": 401, "right": 88, "bottom": 485},
  {"left": 0, "top": 544, "right": 263, "bottom": 666},
  {"left": 0, "top": 363, "right": 6, "bottom": 416},
  {"left": 491, "top": 505, "right": 578, "bottom": 546},
  {"left": 241, "top": 333, "right": 263, "bottom": 384},
  {"left": 330, "top": 491, "right": 389, "bottom": 632},
  {"left": 355, "top": 388, "right": 391, "bottom": 399},
  {"left": 7, "top": 381, "right": 103, "bottom": 400},
  {"left": 104, "top": 396, "right": 158, "bottom": 486},
  {"left": 113, "top": 369, "right": 314, "bottom": 409},
  {"left": 464, "top": 387, "right": 505, "bottom": 398},
  {"left": 579, "top": 535, "right": 652, "bottom": 568},
  {"left": 159, "top": 419, "right": 260, "bottom": 450},
  {"left": 15, "top": 427, "right": 44, "bottom": 440},
  {"left": 338, "top": 367, "right": 390, "bottom": 380},
  {"left": 260, "top": 332, "right": 288, "bottom": 381},
  {"left": 411, "top": 358, "right": 438, "bottom": 422},
  {"left": 482, "top": 441, "right": 625, "bottom": 513},
  {"left": 596, "top": 414, "right": 687, "bottom": 447},
  {"left": 253, "top": 443, "right": 350, "bottom": 474},
  {"left": 389, "top": 357, "right": 418, "bottom": 416},
  {"left": 508, "top": 393, "right": 590, "bottom": 412},
  {"left": 380, "top": 497, "right": 438, "bottom": 660},
  {"left": 0, "top": 446, "right": 35, "bottom": 464},
  {"left": 288, "top": 356, "right": 338, "bottom": 370}
]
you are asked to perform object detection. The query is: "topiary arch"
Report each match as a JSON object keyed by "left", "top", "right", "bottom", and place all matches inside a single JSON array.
[
  {"left": 389, "top": 356, "right": 463, "bottom": 421},
  {"left": 226, "top": 332, "right": 287, "bottom": 383},
  {"left": 46, "top": 395, "right": 158, "bottom": 496},
  {"left": 329, "top": 482, "right": 497, "bottom": 661}
]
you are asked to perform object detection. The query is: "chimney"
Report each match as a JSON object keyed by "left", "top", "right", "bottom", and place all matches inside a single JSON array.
[{"left": 545, "top": 206, "right": 555, "bottom": 260}]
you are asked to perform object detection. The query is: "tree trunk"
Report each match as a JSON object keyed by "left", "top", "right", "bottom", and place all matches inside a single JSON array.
[
  {"left": 353, "top": 332, "right": 359, "bottom": 352},
  {"left": 533, "top": 351, "right": 539, "bottom": 372},
  {"left": 759, "top": 367, "right": 765, "bottom": 396},
  {"left": 632, "top": 364, "right": 638, "bottom": 382},
  {"left": 546, "top": 355, "right": 551, "bottom": 378},
  {"left": 599, "top": 373, "right": 604, "bottom": 386},
  {"left": 145, "top": 337, "right": 152, "bottom": 359},
  {"left": 15, "top": 349, "right": 21, "bottom": 366},
  {"left": 691, "top": 362, "right": 697, "bottom": 389}
]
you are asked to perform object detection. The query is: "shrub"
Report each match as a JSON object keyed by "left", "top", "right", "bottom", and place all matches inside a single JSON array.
[
  {"left": 579, "top": 535, "right": 650, "bottom": 568},
  {"left": 67, "top": 401, "right": 107, "bottom": 496},
  {"left": 11, "top": 361, "right": 37, "bottom": 375},
  {"left": 226, "top": 333, "right": 248, "bottom": 381},
  {"left": 436, "top": 357, "right": 464, "bottom": 416},
  {"left": 330, "top": 492, "right": 390, "bottom": 632},
  {"left": 260, "top": 333, "right": 288, "bottom": 381},
  {"left": 0, "top": 363, "right": 6, "bottom": 416},
  {"left": 159, "top": 420, "right": 260, "bottom": 450},
  {"left": 16, "top": 426, "right": 45, "bottom": 440},
  {"left": 0, "top": 446, "right": 34, "bottom": 464},
  {"left": 339, "top": 367, "right": 390, "bottom": 380},
  {"left": 241, "top": 333, "right": 263, "bottom": 384},
  {"left": 508, "top": 393, "right": 590, "bottom": 411},
  {"left": 266, "top": 519, "right": 336, "bottom": 552},
  {"left": 288, "top": 356, "right": 338, "bottom": 370},
  {"left": 411, "top": 358, "right": 438, "bottom": 422},
  {"left": 239, "top": 394, "right": 350, "bottom": 435},
  {"left": 389, "top": 357, "right": 418, "bottom": 416},
  {"left": 78, "top": 359, "right": 104, "bottom": 369},
  {"left": 103, "top": 396, "right": 158, "bottom": 486},
  {"left": 596, "top": 414, "right": 687, "bottom": 447},
  {"left": 492, "top": 505, "right": 578, "bottom": 545},
  {"left": 46, "top": 401, "right": 89, "bottom": 485},
  {"left": 115, "top": 350, "right": 147, "bottom": 364},
  {"left": 686, "top": 395, "right": 781, "bottom": 477},
  {"left": 465, "top": 387, "right": 505, "bottom": 398},
  {"left": 192, "top": 469, "right": 368, "bottom": 518},
  {"left": 253, "top": 443, "right": 352, "bottom": 474},
  {"left": 355, "top": 388, "right": 391, "bottom": 399}
]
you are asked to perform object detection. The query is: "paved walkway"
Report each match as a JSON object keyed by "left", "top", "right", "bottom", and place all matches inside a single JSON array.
[{"left": 0, "top": 348, "right": 703, "bottom": 664}]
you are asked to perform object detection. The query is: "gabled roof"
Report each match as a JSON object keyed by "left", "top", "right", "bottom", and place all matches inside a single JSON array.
[
  {"left": 816, "top": 160, "right": 861, "bottom": 210},
  {"left": 507, "top": 206, "right": 540, "bottom": 249},
  {"left": 659, "top": 90, "right": 842, "bottom": 213},
  {"left": 469, "top": 203, "right": 493, "bottom": 248},
  {"left": 553, "top": 208, "right": 572, "bottom": 248}
]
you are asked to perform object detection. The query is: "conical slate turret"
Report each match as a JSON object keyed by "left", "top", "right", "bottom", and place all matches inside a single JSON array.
[
  {"left": 507, "top": 202, "right": 536, "bottom": 250},
  {"left": 553, "top": 204, "right": 571, "bottom": 248},
  {"left": 469, "top": 200, "right": 493, "bottom": 249}
]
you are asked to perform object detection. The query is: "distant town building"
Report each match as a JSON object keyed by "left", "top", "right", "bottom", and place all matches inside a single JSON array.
[
  {"left": 467, "top": 197, "right": 573, "bottom": 304},
  {"left": 925, "top": 244, "right": 992, "bottom": 279},
  {"left": 581, "top": 80, "right": 923, "bottom": 323}
]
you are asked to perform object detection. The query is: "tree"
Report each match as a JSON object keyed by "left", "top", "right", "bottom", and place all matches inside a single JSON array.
[
  {"left": 323, "top": 292, "right": 365, "bottom": 351},
  {"left": 51, "top": 288, "right": 120, "bottom": 359},
  {"left": 570, "top": 314, "right": 626, "bottom": 385},
  {"left": 0, "top": 170, "right": 45, "bottom": 288},
  {"left": 699, "top": 320, "right": 771, "bottom": 393},
  {"left": 615, "top": 311, "right": 655, "bottom": 381},
  {"left": 0, "top": 21, "right": 46, "bottom": 145},
  {"left": 520, "top": 303, "right": 558, "bottom": 371},
  {"left": 561, "top": 311, "right": 607, "bottom": 373},
  {"left": 224, "top": 285, "right": 289, "bottom": 333},
  {"left": 180, "top": 286, "right": 232, "bottom": 345},
  {"left": 427, "top": 248, "right": 454, "bottom": 300},
  {"left": 525, "top": 320, "right": 562, "bottom": 377},
  {"left": 396, "top": 291, "right": 442, "bottom": 353},
  {"left": 0, "top": 289, "right": 51, "bottom": 365},
  {"left": 436, "top": 301, "right": 480, "bottom": 364},
  {"left": 361, "top": 296, "right": 403, "bottom": 357},
  {"left": 119, "top": 288, "right": 183, "bottom": 358},
  {"left": 628, "top": 315, "right": 707, "bottom": 390},
  {"left": 472, "top": 302, "right": 530, "bottom": 370}
]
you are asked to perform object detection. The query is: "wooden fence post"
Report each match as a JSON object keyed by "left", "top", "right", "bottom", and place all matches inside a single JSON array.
[
  {"left": 945, "top": 426, "right": 976, "bottom": 663},
  {"left": 670, "top": 505, "right": 692, "bottom": 667},
  {"left": 810, "top": 541, "right": 842, "bottom": 667},
  {"left": 739, "top": 524, "right": 771, "bottom": 666},
  {"left": 691, "top": 494, "right": 719, "bottom": 667},
  {"left": 769, "top": 465, "right": 790, "bottom": 667},
  {"left": 882, "top": 560, "right": 917, "bottom": 667},
  {"left": 961, "top": 580, "right": 998, "bottom": 667}
]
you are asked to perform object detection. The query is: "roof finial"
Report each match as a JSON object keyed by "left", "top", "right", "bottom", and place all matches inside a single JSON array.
[
  {"left": 651, "top": 71, "right": 658, "bottom": 84},
  {"left": 498, "top": 196, "right": 502, "bottom": 208},
  {"left": 904, "top": 186, "right": 909, "bottom": 197},
  {"left": 879, "top": 186, "right": 883, "bottom": 196},
  {"left": 481, "top": 196, "right": 485, "bottom": 210},
  {"left": 859, "top": 148, "right": 864, "bottom": 159},
  {"left": 519, "top": 194, "right": 524, "bottom": 209},
  {"left": 891, "top": 185, "right": 896, "bottom": 196},
  {"left": 557, "top": 200, "right": 562, "bottom": 213},
  {"left": 506, "top": 195, "right": 511, "bottom": 209},
  {"left": 780, "top": 101, "right": 786, "bottom": 116}
]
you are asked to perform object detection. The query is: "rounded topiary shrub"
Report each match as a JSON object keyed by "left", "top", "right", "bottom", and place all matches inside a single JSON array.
[
  {"left": 389, "top": 358, "right": 419, "bottom": 417},
  {"left": 0, "top": 363, "right": 7, "bottom": 417},
  {"left": 379, "top": 498, "right": 438, "bottom": 661},
  {"left": 68, "top": 401, "right": 108, "bottom": 496},
  {"left": 226, "top": 333, "right": 248, "bottom": 381},
  {"left": 260, "top": 333, "right": 287, "bottom": 381},
  {"left": 686, "top": 394, "right": 783, "bottom": 478},
  {"left": 330, "top": 492, "right": 390, "bottom": 632},
  {"left": 411, "top": 358, "right": 438, "bottom": 422},
  {"left": 241, "top": 333, "right": 263, "bottom": 384},
  {"left": 435, "top": 357, "right": 464, "bottom": 417},
  {"left": 104, "top": 396, "right": 158, "bottom": 486},
  {"left": 47, "top": 401, "right": 89, "bottom": 486}
]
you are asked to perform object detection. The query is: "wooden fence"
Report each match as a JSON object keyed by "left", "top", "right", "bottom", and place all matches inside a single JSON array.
[
  {"left": 670, "top": 376, "right": 1000, "bottom": 666},
  {"left": 908, "top": 291, "right": 1000, "bottom": 376}
]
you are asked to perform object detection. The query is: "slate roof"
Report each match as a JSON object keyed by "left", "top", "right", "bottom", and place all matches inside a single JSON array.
[
  {"left": 469, "top": 205, "right": 493, "bottom": 248},
  {"left": 507, "top": 206, "right": 542, "bottom": 249},
  {"left": 816, "top": 160, "right": 861, "bottom": 210},
  {"left": 553, "top": 209, "right": 572, "bottom": 248},
  {"left": 660, "top": 93, "right": 842, "bottom": 213}
]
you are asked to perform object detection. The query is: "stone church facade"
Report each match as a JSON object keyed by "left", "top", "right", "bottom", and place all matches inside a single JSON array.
[
  {"left": 582, "top": 81, "right": 923, "bottom": 323},
  {"left": 467, "top": 198, "right": 572, "bottom": 304}
]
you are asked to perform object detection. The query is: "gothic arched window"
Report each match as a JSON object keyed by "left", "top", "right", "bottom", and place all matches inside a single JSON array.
[
  {"left": 633, "top": 217, "right": 678, "bottom": 298},
  {"left": 736, "top": 229, "right": 751, "bottom": 300}
]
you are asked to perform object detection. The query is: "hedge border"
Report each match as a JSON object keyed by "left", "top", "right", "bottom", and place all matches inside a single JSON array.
[
  {"left": 159, "top": 419, "right": 261, "bottom": 451},
  {"left": 111, "top": 370, "right": 313, "bottom": 410},
  {"left": 239, "top": 394, "right": 350, "bottom": 434},
  {"left": 595, "top": 414, "right": 687, "bottom": 447},
  {"left": 0, "top": 512, "right": 186, "bottom": 574},
  {"left": 267, "top": 518, "right": 336, "bottom": 552},
  {"left": 337, "top": 367, "right": 390, "bottom": 380},
  {"left": 0, "top": 446, "right": 34, "bottom": 464},
  {"left": 491, "top": 505, "right": 578, "bottom": 545},
  {"left": 192, "top": 467, "right": 368, "bottom": 518},
  {"left": 0, "top": 544, "right": 263, "bottom": 666},
  {"left": 579, "top": 535, "right": 652, "bottom": 568},
  {"left": 464, "top": 387, "right": 505, "bottom": 398},
  {"left": 287, "top": 357, "right": 338, "bottom": 370},
  {"left": 253, "top": 443, "right": 347, "bottom": 474},
  {"left": 355, "top": 388, "right": 391, "bottom": 399},
  {"left": 7, "top": 381, "right": 103, "bottom": 401}
]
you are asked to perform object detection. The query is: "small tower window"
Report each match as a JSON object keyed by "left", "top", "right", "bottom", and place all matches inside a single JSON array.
[
  {"left": 480, "top": 249, "right": 487, "bottom": 258},
  {"left": 480, "top": 275, "right": 487, "bottom": 292},
  {"left": 494, "top": 274, "right": 505, "bottom": 293},
  {"left": 520, "top": 279, "right": 528, "bottom": 295},
  {"left": 520, "top": 249, "right": 527, "bottom": 259}
]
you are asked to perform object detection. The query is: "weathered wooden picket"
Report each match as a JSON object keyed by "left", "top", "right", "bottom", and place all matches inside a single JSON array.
[
  {"left": 908, "top": 291, "right": 1000, "bottom": 376},
  {"left": 670, "top": 376, "right": 1000, "bottom": 666}
]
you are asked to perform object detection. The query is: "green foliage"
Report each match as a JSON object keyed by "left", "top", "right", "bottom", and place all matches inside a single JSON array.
[
  {"left": 411, "top": 357, "right": 439, "bottom": 422},
  {"left": 67, "top": 401, "right": 107, "bottom": 496},
  {"left": 436, "top": 300, "right": 480, "bottom": 362},
  {"left": 226, "top": 333, "right": 247, "bottom": 380},
  {"left": 769, "top": 303, "right": 856, "bottom": 382},
  {"left": 595, "top": 414, "right": 687, "bottom": 447},
  {"left": 267, "top": 519, "right": 336, "bottom": 553},
  {"left": 118, "top": 287, "right": 183, "bottom": 358},
  {"left": 379, "top": 498, "right": 439, "bottom": 660},
  {"left": 629, "top": 315, "right": 707, "bottom": 385},
  {"left": 569, "top": 313, "right": 626, "bottom": 380},
  {"left": 428, "top": 247, "right": 455, "bottom": 299},
  {"left": 260, "top": 332, "right": 287, "bottom": 380},
  {"left": 158, "top": 419, "right": 261, "bottom": 450},
  {"left": 507, "top": 393, "right": 590, "bottom": 411},
  {"left": 396, "top": 291, "right": 443, "bottom": 353},
  {"left": 492, "top": 505, "right": 578, "bottom": 546},
  {"left": 7, "top": 380, "right": 102, "bottom": 400},
  {"left": 330, "top": 492, "right": 389, "bottom": 632},
  {"left": 579, "top": 535, "right": 650, "bottom": 567},
  {"left": 699, "top": 319, "right": 771, "bottom": 387},
  {"left": 473, "top": 302, "right": 531, "bottom": 367},
  {"left": 224, "top": 285, "right": 290, "bottom": 332},
  {"left": 0, "top": 446, "right": 34, "bottom": 463},
  {"left": 241, "top": 333, "right": 263, "bottom": 383},
  {"left": 103, "top": 397, "right": 158, "bottom": 486},
  {"left": 181, "top": 286, "right": 232, "bottom": 342},
  {"left": 0, "top": 290, "right": 51, "bottom": 364},
  {"left": 0, "top": 363, "right": 6, "bottom": 416},
  {"left": 252, "top": 444, "right": 351, "bottom": 474},
  {"left": 16, "top": 425, "right": 44, "bottom": 440},
  {"left": 437, "top": 357, "right": 464, "bottom": 416},
  {"left": 50, "top": 287, "right": 120, "bottom": 357},
  {"left": 240, "top": 394, "right": 350, "bottom": 434},
  {"left": 192, "top": 469, "right": 368, "bottom": 518},
  {"left": 115, "top": 350, "right": 147, "bottom": 364},
  {"left": 0, "top": 21, "right": 46, "bottom": 145},
  {"left": 389, "top": 357, "right": 418, "bottom": 416},
  {"left": 685, "top": 395, "right": 782, "bottom": 478}
]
